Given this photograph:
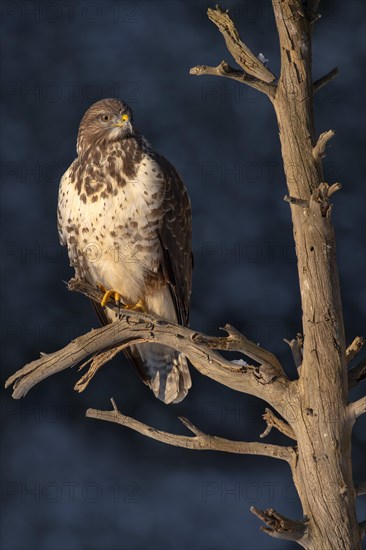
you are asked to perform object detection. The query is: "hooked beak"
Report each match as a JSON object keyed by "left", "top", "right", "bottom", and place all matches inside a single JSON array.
[{"left": 114, "top": 114, "right": 130, "bottom": 127}]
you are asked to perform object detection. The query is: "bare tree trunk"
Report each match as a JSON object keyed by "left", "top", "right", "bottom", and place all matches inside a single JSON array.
[
  {"left": 268, "top": 3, "right": 359, "bottom": 547},
  {"left": 5, "top": 1, "right": 365, "bottom": 547}
]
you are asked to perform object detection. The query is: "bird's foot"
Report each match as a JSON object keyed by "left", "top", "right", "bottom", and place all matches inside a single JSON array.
[
  {"left": 122, "top": 299, "right": 145, "bottom": 313},
  {"left": 97, "top": 284, "right": 144, "bottom": 312},
  {"left": 97, "top": 283, "right": 122, "bottom": 307}
]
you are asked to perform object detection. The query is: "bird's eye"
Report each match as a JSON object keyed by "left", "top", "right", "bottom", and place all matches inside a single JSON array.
[{"left": 100, "top": 114, "right": 111, "bottom": 122}]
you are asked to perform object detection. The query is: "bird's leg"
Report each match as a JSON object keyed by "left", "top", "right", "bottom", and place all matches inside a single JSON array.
[{"left": 97, "top": 283, "right": 122, "bottom": 308}]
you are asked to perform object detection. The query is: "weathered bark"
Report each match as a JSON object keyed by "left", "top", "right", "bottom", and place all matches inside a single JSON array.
[{"left": 267, "top": 2, "right": 359, "bottom": 547}]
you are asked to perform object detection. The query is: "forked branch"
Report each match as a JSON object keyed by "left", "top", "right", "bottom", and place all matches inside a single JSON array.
[
  {"left": 260, "top": 408, "right": 296, "bottom": 441},
  {"left": 251, "top": 506, "right": 308, "bottom": 543},
  {"left": 207, "top": 6, "right": 276, "bottom": 83},
  {"left": 190, "top": 5, "right": 276, "bottom": 98},
  {"left": 189, "top": 61, "right": 275, "bottom": 96},
  {"left": 86, "top": 399, "right": 295, "bottom": 463},
  {"left": 5, "top": 279, "right": 293, "bottom": 420}
]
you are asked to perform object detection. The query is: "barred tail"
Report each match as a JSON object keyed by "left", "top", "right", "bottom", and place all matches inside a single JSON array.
[{"left": 131, "top": 343, "right": 191, "bottom": 404}]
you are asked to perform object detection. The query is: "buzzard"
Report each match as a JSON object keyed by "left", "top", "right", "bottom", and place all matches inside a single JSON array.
[{"left": 58, "top": 98, "right": 192, "bottom": 403}]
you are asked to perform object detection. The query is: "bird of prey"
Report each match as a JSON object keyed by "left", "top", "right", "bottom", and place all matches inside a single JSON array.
[{"left": 58, "top": 98, "right": 192, "bottom": 403}]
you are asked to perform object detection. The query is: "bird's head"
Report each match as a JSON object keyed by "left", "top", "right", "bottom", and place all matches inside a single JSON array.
[{"left": 76, "top": 98, "right": 136, "bottom": 155}]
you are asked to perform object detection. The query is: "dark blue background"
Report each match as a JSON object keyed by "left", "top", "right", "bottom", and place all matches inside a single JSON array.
[{"left": 1, "top": 1, "right": 365, "bottom": 549}]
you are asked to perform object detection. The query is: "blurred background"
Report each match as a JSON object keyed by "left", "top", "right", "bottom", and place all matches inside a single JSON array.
[{"left": 1, "top": 1, "right": 365, "bottom": 549}]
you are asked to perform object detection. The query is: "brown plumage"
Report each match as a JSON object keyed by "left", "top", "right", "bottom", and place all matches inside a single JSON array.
[{"left": 58, "top": 98, "right": 192, "bottom": 403}]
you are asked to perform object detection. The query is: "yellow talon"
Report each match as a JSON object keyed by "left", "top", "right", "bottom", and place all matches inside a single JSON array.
[
  {"left": 101, "top": 290, "right": 122, "bottom": 307},
  {"left": 97, "top": 284, "right": 121, "bottom": 307},
  {"left": 123, "top": 299, "right": 145, "bottom": 312},
  {"left": 97, "top": 284, "right": 144, "bottom": 311}
]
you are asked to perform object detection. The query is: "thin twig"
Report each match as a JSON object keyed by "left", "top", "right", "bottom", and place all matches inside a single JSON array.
[
  {"left": 313, "top": 67, "right": 339, "bottom": 93},
  {"left": 356, "top": 483, "right": 366, "bottom": 497},
  {"left": 328, "top": 182, "right": 342, "bottom": 197},
  {"left": 284, "top": 195, "right": 309, "bottom": 208},
  {"left": 260, "top": 408, "right": 296, "bottom": 441},
  {"left": 313, "top": 130, "right": 335, "bottom": 161},
  {"left": 189, "top": 60, "right": 275, "bottom": 97},
  {"left": 347, "top": 336, "right": 365, "bottom": 363},
  {"left": 305, "top": 0, "right": 321, "bottom": 25},
  {"left": 348, "top": 357, "right": 366, "bottom": 390},
  {"left": 284, "top": 336, "right": 303, "bottom": 369}
]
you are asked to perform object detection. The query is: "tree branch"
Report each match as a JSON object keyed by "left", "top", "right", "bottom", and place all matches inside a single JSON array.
[
  {"left": 348, "top": 357, "right": 366, "bottom": 390},
  {"left": 304, "top": 0, "right": 321, "bottom": 26},
  {"left": 260, "top": 408, "right": 297, "bottom": 441},
  {"left": 72, "top": 280, "right": 284, "bottom": 375},
  {"left": 284, "top": 334, "right": 303, "bottom": 369},
  {"left": 85, "top": 399, "right": 295, "bottom": 463},
  {"left": 349, "top": 396, "right": 366, "bottom": 424},
  {"left": 313, "top": 130, "right": 335, "bottom": 161},
  {"left": 347, "top": 336, "right": 365, "bottom": 363},
  {"left": 207, "top": 5, "right": 276, "bottom": 83},
  {"left": 202, "top": 322, "right": 284, "bottom": 373},
  {"left": 250, "top": 506, "right": 308, "bottom": 543},
  {"left": 5, "top": 279, "right": 293, "bottom": 419},
  {"left": 72, "top": 283, "right": 287, "bottom": 381},
  {"left": 313, "top": 67, "right": 339, "bottom": 93},
  {"left": 74, "top": 343, "right": 133, "bottom": 393},
  {"left": 189, "top": 60, "right": 275, "bottom": 96},
  {"left": 305, "top": 0, "right": 320, "bottom": 16},
  {"left": 356, "top": 483, "right": 366, "bottom": 497}
]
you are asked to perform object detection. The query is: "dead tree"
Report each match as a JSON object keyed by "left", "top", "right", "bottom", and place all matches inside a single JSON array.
[{"left": 6, "top": 2, "right": 365, "bottom": 548}]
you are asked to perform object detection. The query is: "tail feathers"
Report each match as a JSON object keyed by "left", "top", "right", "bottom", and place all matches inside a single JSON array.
[
  {"left": 90, "top": 300, "right": 191, "bottom": 404},
  {"left": 135, "top": 343, "right": 191, "bottom": 404}
]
